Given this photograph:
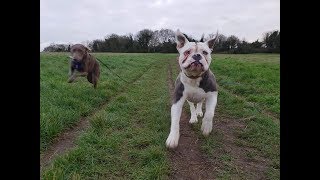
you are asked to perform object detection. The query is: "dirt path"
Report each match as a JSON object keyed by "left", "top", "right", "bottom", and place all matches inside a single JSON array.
[
  {"left": 40, "top": 62, "right": 157, "bottom": 172},
  {"left": 41, "top": 58, "right": 273, "bottom": 179},
  {"left": 166, "top": 59, "right": 271, "bottom": 179},
  {"left": 166, "top": 61, "right": 218, "bottom": 179},
  {"left": 212, "top": 114, "right": 271, "bottom": 179},
  {"left": 40, "top": 98, "right": 114, "bottom": 172},
  {"left": 40, "top": 117, "right": 89, "bottom": 170}
]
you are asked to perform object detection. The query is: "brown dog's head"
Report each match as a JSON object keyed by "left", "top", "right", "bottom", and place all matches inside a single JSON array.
[{"left": 70, "top": 44, "right": 91, "bottom": 61}]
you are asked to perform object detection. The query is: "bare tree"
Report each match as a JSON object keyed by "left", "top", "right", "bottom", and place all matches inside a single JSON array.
[{"left": 136, "top": 29, "right": 154, "bottom": 52}]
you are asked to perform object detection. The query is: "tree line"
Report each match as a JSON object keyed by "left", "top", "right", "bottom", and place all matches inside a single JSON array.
[{"left": 43, "top": 28, "right": 279, "bottom": 54}]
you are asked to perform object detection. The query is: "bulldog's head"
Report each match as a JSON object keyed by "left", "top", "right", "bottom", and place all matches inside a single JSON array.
[{"left": 175, "top": 29, "right": 218, "bottom": 78}]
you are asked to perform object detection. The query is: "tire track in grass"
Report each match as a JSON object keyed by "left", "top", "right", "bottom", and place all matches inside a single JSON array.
[
  {"left": 42, "top": 57, "right": 172, "bottom": 179},
  {"left": 218, "top": 84, "right": 279, "bottom": 124},
  {"left": 40, "top": 61, "right": 158, "bottom": 171},
  {"left": 166, "top": 59, "right": 217, "bottom": 179},
  {"left": 167, "top": 58, "right": 274, "bottom": 179}
]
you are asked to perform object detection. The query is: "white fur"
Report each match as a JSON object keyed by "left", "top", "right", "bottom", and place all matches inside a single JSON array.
[
  {"left": 187, "top": 100, "right": 198, "bottom": 123},
  {"left": 187, "top": 99, "right": 204, "bottom": 123},
  {"left": 196, "top": 100, "right": 204, "bottom": 117},
  {"left": 166, "top": 30, "right": 218, "bottom": 149},
  {"left": 166, "top": 72, "right": 218, "bottom": 148},
  {"left": 201, "top": 91, "right": 218, "bottom": 136},
  {"left": 181, "top": 72, "right": 206, "bottom": 103},
  {"left": 166, "top": 94, "right": 186, "bottom": 148},
  {"left": 175, "top": 29, "right": 217, "bottom": 77}
]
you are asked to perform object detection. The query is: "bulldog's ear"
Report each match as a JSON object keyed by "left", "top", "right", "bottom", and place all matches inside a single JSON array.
[
  {"left": 199, "top": 33, "right": 205, "bottom": 42},
  {"left": 205, "top": 31, "right": 219, "bottom": 51},
  {"left": 175, "top": 29, "right": 189, "bottom": 49}
]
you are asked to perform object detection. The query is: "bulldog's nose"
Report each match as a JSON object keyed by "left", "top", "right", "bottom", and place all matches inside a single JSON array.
[{"left": 192, "top": 54, "right": 202, "bottom": 61}]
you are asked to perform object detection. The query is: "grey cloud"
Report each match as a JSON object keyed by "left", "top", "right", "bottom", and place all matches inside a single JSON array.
[{"left": 40, "top": 0, "right": 279, "bottom": 51}]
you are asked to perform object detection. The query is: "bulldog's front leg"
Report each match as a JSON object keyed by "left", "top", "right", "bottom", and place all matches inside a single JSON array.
[
  {"left": 166, "top": 95, "right": 186, "bottom": 148},
  {"left": 201, "top": 91, "right": 218, "bottom": 136}
]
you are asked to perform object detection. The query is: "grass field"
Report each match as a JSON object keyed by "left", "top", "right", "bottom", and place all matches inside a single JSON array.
[
  {"left": 201, "top": 54, "right": 279, "bottom": 179},
  {"left": 40, "top": 53, "right": 279, "bottom": 179},
  {"left": 40, "top": 53, "right": 175, "bottom": 152}
]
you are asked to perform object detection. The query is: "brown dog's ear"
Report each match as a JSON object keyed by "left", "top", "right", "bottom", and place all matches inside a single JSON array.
[
  {"left": 205, "top": 31, "right": 219, "bottom": 51},
  {"left": 175, "top": 29, "right": 189, "bottom": 50},
  {"left": 85, "top": 46, "right": 91, "bottom": 52}
]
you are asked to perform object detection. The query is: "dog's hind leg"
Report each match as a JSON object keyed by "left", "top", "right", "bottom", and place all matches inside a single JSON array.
[
  {"left": 91, "top": 63, "right": 100, "bottom": 89},
  {"left": 93, "top": 75, "right": 98, "bottom": 88},
  {"left": 196, "top": 99, "right": 204, "bottom": 117},
  {"left": 187, "top": 100, "right": 198, "bottom": 124},
  {"left": 87, "top": 73, "right": 93, "bottom": 83},
  {"left": 87, "top": 73, "right": 98, "bottom": 88}
]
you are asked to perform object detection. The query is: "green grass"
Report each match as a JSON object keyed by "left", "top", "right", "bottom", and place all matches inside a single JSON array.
[
  {"left": 214, "top": 90, "right": 279, "bottom": 179},
  {"left": 198, "top": 54, "right": 280, "bottom": 179},
  {"left": 40, "top": 52, "right": 176, "bottom": 152},
  {"left": 41, "top": 53, "right": 175, "bottom": 179},
  {"left": 41, "top": 53, "right": 279, "bottom": 179},
  {"left": 213, "top": 54, "right": 280, "bottom": 118}
]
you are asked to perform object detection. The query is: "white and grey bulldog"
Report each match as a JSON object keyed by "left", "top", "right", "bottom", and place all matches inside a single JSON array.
[{"left": 166, "top": 30, "right": 219, "bottom": 148}]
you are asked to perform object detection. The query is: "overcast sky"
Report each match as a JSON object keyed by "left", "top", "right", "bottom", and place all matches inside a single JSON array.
[{"left": 40, "top": 0, "right": 279, "bottom": 51}]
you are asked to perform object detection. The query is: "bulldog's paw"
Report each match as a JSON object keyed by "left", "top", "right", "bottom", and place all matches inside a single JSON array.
[
  {"left": 189, "top": 116, "right": 198, "bottom": 124},
  {"left": 201, "top": 119, "right": 213, "bottom": 136},
  {"left": 166, "top": 132, "right": 179, "bottom": 149},
  {"left": 196, "top": 111, "right": 203, "bottom": 117}
]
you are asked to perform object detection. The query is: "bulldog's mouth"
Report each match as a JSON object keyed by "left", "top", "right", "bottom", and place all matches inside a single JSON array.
[{"left": 186, "top": 61, "right": 204, "bottom": 71}]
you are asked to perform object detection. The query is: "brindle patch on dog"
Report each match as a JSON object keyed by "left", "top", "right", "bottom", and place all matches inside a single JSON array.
[
  {"left": 173, "top": 74, "right": 184, "bottom": 104},
  {"left": 199, "top": 70, "right": 217, "bottom": 92}
]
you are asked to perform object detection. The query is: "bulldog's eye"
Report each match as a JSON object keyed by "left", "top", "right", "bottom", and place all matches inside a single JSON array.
[
  {"left": 184, "top": 50, "right": 191, "bottom": 56},
  {"left": 203, "top": 51, "right": 208, "bottom": 55}
]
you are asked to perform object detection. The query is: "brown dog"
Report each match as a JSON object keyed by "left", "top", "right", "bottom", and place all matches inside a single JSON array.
[{"left": 68, "top": 44, "right": 100, "bottom": 88}]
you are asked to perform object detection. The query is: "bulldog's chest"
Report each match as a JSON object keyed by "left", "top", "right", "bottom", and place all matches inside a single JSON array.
[{"left": 184, "top": 83, "right": 207, "bottom": 103}]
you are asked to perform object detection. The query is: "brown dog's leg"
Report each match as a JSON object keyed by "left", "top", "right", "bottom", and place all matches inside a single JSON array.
[
  {"left": 88, "top": 73, "right": 98, "bottom": 88},
  {"left": 87, "top": 72, "right": 93, "bottom": 83},
  {"left": 93, "top": 75, "right": 98, "bottom": 88},
  {"left": 79, "top": 72, "right": 88, "bottom": 77},
  {"left": 94, "top": 62, "right": 100, "bottom": 89},
  {"left": 68, "top": 72, "right": 77, "bottom": 83},
  {"left": 69, "top": 71, "right": 88, "bottom": 83}
]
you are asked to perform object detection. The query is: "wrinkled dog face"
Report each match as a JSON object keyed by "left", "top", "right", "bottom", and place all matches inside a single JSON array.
[
  {"left": 70, "top": 44, "right": 90, "bottom": 61},
  {"left": 176, "top": 30, "right": 218, "bottom": 77}
]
